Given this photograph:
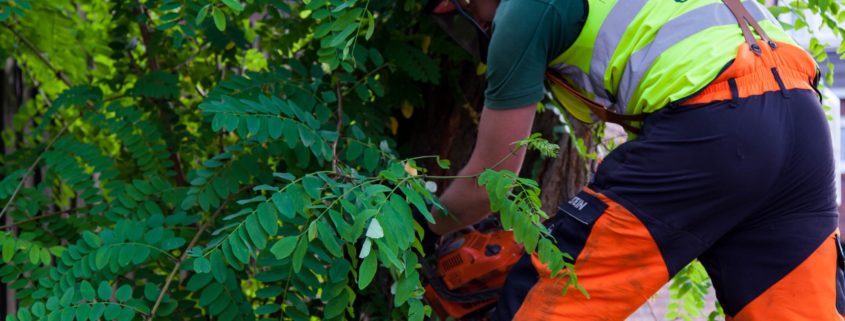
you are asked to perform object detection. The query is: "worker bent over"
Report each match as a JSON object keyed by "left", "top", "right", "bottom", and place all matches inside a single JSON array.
[{"left": 426, "top": 0, "right": 844, "bottom": 320}]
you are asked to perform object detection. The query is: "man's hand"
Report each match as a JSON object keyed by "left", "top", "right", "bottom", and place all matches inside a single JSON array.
[{"left": 428, "top": 105, "right": 537, "bottom": 235}]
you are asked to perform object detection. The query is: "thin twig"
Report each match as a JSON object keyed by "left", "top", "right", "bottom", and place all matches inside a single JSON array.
[
  {"left": 145, "top": 186, "right": 251, "bottom": 320},
  {"left": 2, "top": 23, "right": 72, "bottom": 86},
  {"left": 341, "top": 63, "right": 391, "bottom": 97},
  {"left": 0, "top": 121, "right": 73, "bottom": 221},
  {"left": 173, "top": 43, "right": 211, "bottom": 71},
  {"left": 331, "top": 83, "right": 343, "bottom": 173},
  {"left": 0, "top": 205, "right": 92, "bottom": 229}
]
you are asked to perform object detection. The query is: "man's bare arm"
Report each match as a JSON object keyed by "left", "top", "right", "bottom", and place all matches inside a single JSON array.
[{"left": 428, "top": 105, "right": 537, "bottom": 235}]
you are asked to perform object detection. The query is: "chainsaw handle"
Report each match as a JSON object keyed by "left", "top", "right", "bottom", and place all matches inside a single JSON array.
[{"left": 420, "top": 256, "right": 502, "bottom": 303}]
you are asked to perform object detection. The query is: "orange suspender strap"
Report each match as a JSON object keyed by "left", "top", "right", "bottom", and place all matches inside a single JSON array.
[{"left": 544, "top": 70, "right": 645, "bottom": 134}]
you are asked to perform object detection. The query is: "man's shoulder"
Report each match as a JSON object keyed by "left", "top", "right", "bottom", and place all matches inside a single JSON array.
[
  {"left": 494, "top": 0, "right": 586, "bottom": 31},
  {"left": 497, "top": 0, "right": 585, "bottom": 15}
]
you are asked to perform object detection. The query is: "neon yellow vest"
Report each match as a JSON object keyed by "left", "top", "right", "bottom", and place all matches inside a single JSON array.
[{"left": 548, "top": 0, "right": 799, "bottom": 123}]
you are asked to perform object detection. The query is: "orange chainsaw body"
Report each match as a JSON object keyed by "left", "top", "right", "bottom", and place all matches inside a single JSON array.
[{"left": 424, "top": 229, "right": 524, "bottom": 320}]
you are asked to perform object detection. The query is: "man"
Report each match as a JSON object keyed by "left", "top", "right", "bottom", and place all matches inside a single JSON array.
[{"left": 425, "top": 0, "right": 844, "bottom": 320}]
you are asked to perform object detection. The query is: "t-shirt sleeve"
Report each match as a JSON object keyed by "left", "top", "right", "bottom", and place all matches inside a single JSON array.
[{"left": 484, "top": 0, "right": 586, "bottom": 109}]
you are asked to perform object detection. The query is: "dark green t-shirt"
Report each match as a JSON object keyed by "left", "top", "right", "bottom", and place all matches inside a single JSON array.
[{"left": 484, "top": 0, "right": 587, "bottom": 109}]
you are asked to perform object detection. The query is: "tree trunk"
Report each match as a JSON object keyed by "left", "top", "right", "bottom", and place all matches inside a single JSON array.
[
  {"left": 1, "top": 58, "right": 19, "bottom": 321},
  {"left": 403, "top": 64, "right": 592, "bottom": 218}
]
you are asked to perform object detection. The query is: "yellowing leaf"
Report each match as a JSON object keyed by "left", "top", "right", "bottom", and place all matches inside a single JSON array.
[
  {"left": 403, "top": 162, "right": 418, "bottom": 176},
  {"left": 387, "top": 116, "right": 398, "bottom": 135},
  {"left": 421, "top": 35, "right": 431, "bottom": 54},
  {"left": 476, "top": 62, "right": 487, "bottom": 75},
  {"left": 401, "top": 100, "right": 414, "bottom": 119}
]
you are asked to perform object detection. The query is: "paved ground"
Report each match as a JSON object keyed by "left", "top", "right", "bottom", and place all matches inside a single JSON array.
[{"left": 627, "top": 285, "right": 720, "bottom": 321}]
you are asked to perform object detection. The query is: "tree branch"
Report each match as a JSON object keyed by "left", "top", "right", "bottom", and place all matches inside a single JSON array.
[
  {"left": 173, "top": 43, "right": 211, "bottom": 71},
  {"left": 1, "top": 23, "right": 72, "bottom": 87},
  {"left": 331, "top": 83, "right": 343, "bottom": 173},
  {"left": 136, "top": 4, "right": 159, "bottom": 71},
  {"left": 0, "top": 205, "right": 92, "bottom": 229},
  {"left": 145, "top": 185, "right": 251, "bottom": 320},
  {"left": 0, "top": 121, "right": 73, "bottom": 221}
]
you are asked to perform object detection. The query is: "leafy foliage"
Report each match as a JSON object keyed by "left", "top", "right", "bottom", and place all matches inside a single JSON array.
[
  {"left": 0, "top": 1, "right": 568, "bottom": 320},
  {"left": 1, "top": 1, "right": 842, "bottom": 321}
]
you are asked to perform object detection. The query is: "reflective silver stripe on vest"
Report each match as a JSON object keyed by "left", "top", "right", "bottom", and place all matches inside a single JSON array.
[
  {"left": 550, "top": 0, "right": 650, "bottom": 109},
  {"left": 615, "top": 1, "right": 770, "bottom": 111},
  {"left": 588, "top": 0, "right": 650, "bottom": 102},
  {"left": 551, "top": 65, "right": 613, "bottom": 107}
]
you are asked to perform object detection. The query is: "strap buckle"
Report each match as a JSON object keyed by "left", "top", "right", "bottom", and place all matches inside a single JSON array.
[{"left": 722, "top": 0, "right": 775, "bottom": 55}]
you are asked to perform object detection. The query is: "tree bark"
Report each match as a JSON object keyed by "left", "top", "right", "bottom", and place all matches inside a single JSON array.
[
  {"left": 1, "top": 57, "right": 19, "bottom": 321},
  {"left": 403, "top": 63, "right": 592, "bottom": 218}
]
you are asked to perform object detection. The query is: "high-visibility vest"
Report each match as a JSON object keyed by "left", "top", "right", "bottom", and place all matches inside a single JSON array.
[{"left": 548, "top": 0, "right": 802, "bottom": 124}]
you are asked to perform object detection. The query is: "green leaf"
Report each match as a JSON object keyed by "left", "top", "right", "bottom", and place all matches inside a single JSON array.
[
  {"left": 194, "top": 257, "right": 211, "bottom": 273},
  {"left": 97, "top": 282, "right": 112, "bottom": 301},
  {"left": 221, "top": 0, "right": 244, "bottom": 12},
  {"left": 271, "top": 192, "right": 296, "bottom": 218},
  {"left": 210, "top": 250, "right": 228, "bottom": 283},
  {"left": 145, "top": 227, "right": 164, "bottom": 244},
  {"left": 328, "top": 24, "right": 357, "bottom": 48},
  {"left": 257, "top": 202, "right": 279, "bottom": 236},
  {"left": 90, "top": 303, "right": 105, "bottom": 321},
  {"left": 31, "top": 302, "right": 45, "bottom": 317},
  {"left": 199, "top": 283, "right": 223, "bottom": 306},
  {"left": 357, "top": 252, "right": 377, "bottom": 289},
  {"left": 80, "top": 281, "right": 96, "bottom": 301},
  {"left": 245, "top": 214, "right": 268, "bottom": 249},
  {"left": 29, "top": 245, "right": 40, "bottom": 264},
  {"left": 2, "top": 238, "right": 14, "bottom": 262},
  {"left": 117, "top": 308, "right": 134, "bottom": 321},
  {"left": 82, "top": 231, "right": 102, "bottom": 248},
  {"left": 292, "top": 237, "right": 308, "bottom": 273},
  {"left": 115, "top": 285, "right": 132, "bottom": 302},
  {"left": 323, "top": 289, "right": 349, "bottom": 319},
  {"left": 75, "top": 303, "right": 90, "bottom": 321},
  {"left": 212, "top": 9, "right": 226, "bottom": 31},
  {"left": 267, "top": 117, "right": 283, "bottom": 139},
  {"left": 132, "top": 71, "right": 179, "bottom": 99},
  {"left": 60, "top": 288, "right": 74, "bottom": 307},
  {"left": 317, "top": 220, "right": 342, "bottom": 257},
  {"left": 104, "top": 304, "right": 121, "bottom": 320},
  {"left": 365, "top": 10, "right": 375, "bottom": 40},
  {"left": 255, "top": 304, "right": 280, "bottom": 315},
  {"left": 61, "top": 308, "right": 74, "bottom": 321},
  {"left": 409, "top": 299, "right": 425, "bottom": 321},
  {"left": 394, "top": 272, "right": 418, "bottom": 306},
  {"left": 16, "top": 308, "right": 31, "bottom": 321},
  {"left": 270, "top": 237, "right": 297, "bottom": 259},
  {"left": 363, "top": 148, "right": 379, "bottom": 171},
  {"left": 196, "top": 5, "right": 210, "bottom": 25},
  {"left": 94, "top": 247, "right": 111, "bottom": 270},
  {"left": 302, "top": 176, "right": 322, "bottom": 198},
  {"left": 46, "top": 297, "right": 59, "bottom": 311},
  {"left": 228, "top": 235, "right": 250, "bottom": 264}
]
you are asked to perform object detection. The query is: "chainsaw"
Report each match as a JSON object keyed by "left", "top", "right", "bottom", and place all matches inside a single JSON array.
[{"left": 421, "top": 218, "right": 525, "bottom": 320}]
